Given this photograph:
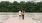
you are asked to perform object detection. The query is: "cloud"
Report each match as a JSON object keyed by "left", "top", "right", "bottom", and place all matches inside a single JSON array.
[{"left": 0, "top": 0, "right": 42, "bottom": 2}]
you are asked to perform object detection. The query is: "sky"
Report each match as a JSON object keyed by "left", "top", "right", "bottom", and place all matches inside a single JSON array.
[{"left": 0, "top": 0, "right": 42, "bottom": 2}]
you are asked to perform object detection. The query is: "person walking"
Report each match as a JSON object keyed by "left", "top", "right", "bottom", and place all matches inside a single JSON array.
[
  {"left": 19, "top": 11, "right": 22, "bottom": 19},
  {"left": 21, "top": 11, "right": 25, "bottom": 20}
]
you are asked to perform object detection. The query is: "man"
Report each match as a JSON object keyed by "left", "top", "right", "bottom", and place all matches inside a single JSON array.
[{"left": 21, "top": 11, "right": 25, "bottom": 20}]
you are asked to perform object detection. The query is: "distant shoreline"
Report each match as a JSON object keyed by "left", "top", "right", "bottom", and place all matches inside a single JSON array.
[{"left": 1, "top": 12, "right": 42, "bottom": 13}]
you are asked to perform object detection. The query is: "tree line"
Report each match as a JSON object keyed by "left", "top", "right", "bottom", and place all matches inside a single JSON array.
[{"left": 0, "top": 1, "right": 42, "bottom": 12}]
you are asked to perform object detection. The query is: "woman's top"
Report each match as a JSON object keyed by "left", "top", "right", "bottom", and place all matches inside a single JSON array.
[{"left": 19, "top": 11, "right": 22, "bottom": 15}]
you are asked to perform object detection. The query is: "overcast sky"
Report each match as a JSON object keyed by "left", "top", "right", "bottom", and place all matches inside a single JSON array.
[{"left": 0, "top": 0, "right": 42, "bottom": 2}]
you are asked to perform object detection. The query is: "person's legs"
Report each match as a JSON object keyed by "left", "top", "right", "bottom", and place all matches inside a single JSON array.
[
  {"left": 19, "top": 15, "right": 21, "bottom": 19},
  {"left": 22, "top": 15, "right": 24, "bottom": 20}
]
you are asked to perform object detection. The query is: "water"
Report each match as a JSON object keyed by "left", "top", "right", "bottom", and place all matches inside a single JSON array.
[{"left": 0, "top": 12, "right": 42, "bottom": 23}]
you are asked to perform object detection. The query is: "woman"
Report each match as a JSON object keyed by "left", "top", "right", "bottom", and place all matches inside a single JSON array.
[{"left": 19, "top": 11, "right": 22, "bottom": 19}]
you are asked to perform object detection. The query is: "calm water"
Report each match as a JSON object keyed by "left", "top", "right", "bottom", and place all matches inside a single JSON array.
[{"left": 0, "top": 12, "right": 42, "bottom": 23}]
